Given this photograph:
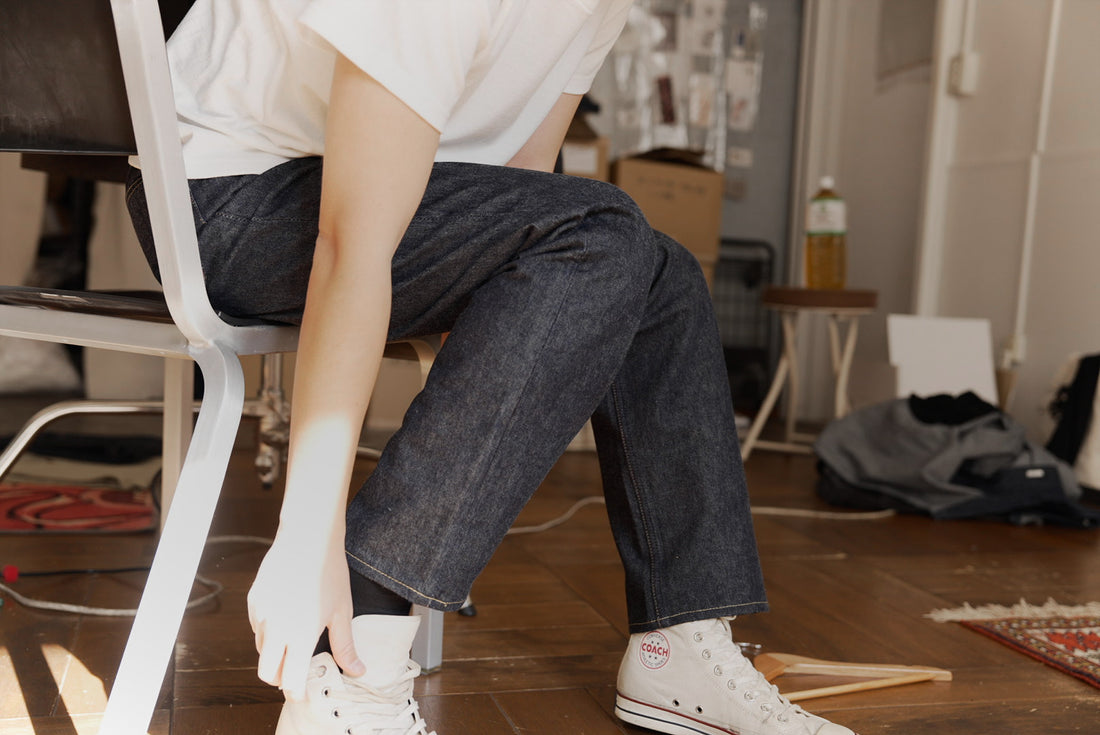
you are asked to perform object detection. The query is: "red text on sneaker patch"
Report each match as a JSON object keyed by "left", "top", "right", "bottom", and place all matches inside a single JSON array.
[{"left": 638, "top": 631, "right": 671, "bottom": 669}]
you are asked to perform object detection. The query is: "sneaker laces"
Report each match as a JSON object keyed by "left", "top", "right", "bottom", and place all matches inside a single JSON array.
[
  {"left": 702, "top": 618, "right": 815, "bottom": 729},
  {"left": 310, "top": 660, "right": 435, "bottom": 735}
]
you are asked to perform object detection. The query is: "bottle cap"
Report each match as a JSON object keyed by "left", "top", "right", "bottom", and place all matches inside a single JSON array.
[{"left": 819, "top": 175, "right": 835, "bottom": 190}]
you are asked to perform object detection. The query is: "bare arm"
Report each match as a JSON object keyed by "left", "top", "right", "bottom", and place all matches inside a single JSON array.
[
  {"left": 507, "top": 93, "right": 582, "bottom": 172},
  {"left": 248, "top": 53, "right": 440, "bottom": 699}
]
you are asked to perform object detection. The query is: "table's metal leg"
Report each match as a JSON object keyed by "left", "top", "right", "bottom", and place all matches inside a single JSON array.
[
  {"left": 741, "top": 353, "right": 790, "bottom": 461},
  {"left": 781, "top": 312, "right": 801, "bottom": 443},
  {"left": 833, "top": 315, "right": 860, "bottom": 418}
]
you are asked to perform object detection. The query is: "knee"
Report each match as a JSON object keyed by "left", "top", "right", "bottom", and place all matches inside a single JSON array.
[
  {"left": 654, "top": 231, "right": 711, "bottom": 291},
  {"left": 560, "top": 178, "right": 657, "bottom": 279}
]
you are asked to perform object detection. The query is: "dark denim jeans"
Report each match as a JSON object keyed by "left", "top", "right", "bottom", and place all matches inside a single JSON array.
[{"left": 127, "top": 158, "right": 767, "bottom": 633}]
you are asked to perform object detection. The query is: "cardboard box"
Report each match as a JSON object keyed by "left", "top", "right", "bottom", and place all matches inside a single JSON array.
[
  {"left": 561, "top": 115, "right": 610, "bottom": 182},
  {"left": 561, "top": 137, "right": 610, "bottom": 181},
  {"left": 612, "top": 155, "right": 723, "bottom": 285}
]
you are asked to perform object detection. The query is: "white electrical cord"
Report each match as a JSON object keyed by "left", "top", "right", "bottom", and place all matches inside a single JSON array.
[
  {"left": 504, "top": 495, "right": 607, "bottom": 535},
  {"left": 0, "top": 534, "right": 274, "bottom": 617},
  {"left": 750, "top": 506, "right": 896, "bottom": 520},
  {"left": 0, "top": 500, "right": 892, "bottom": 617},
  {"left": 0, "top": 573, "right": 223, "bottom": 617}
]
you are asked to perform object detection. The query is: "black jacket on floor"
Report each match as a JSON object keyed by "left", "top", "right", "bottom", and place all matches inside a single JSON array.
[{"left": 814, "top": 393, "right": 1100, "bottom": 528}]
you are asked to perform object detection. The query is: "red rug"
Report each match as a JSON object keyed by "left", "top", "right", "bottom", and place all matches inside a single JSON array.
[
  {"left": 0, "top": 483, "right": 156, "bottom": 533},
  {"left": 928, "top": 599, "right": 1100, "bottom": 689}
]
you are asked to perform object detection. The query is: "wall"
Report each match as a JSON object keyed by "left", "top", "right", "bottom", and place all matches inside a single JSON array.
[
  {"left": 917, "top": 0, "right": 1100, "bottom": 437},
  {"left": 719, "top": 0, "right": 803, "bottom": 265},
  {"left": 84, "top": 182, "right": 166, "bottom": 399},
  {"left": 835, "top": 0, "right": 931, "bottom": 365},
  {"left": 793, "top": 0, "right": 933, "bottom": 419},
  {"left": 0, "top": 155, "right": 46, "bottom": 285}
]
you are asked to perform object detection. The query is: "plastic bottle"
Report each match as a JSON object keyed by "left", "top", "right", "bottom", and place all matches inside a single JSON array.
[{"left": 804, "top": 176, "right": 847, "bottom": 290}]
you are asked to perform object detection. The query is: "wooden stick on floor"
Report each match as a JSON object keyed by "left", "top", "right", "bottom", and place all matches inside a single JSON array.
[
  {"left": 785, "top": 672, "right": 938, "bottom": 703},
  {"left": 752, "top": 652, "right": 951, "bottom": 703},
  {"left": 755, "top": 652, "right": 953, "bottom": 683}
]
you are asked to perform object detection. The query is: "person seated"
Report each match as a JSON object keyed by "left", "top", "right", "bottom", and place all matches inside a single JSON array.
[{"left": 127, "top": 3, "right": 858, "bottom": 734}]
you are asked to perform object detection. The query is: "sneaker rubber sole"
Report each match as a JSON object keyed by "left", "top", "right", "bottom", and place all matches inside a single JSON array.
[{"left": 615, "top": 693, "right": 738, "bottom": 735}]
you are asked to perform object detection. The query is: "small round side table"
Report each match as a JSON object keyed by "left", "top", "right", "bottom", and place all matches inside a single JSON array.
[{"left": 740, "top": 286, "right": 878, "bottom": 461}]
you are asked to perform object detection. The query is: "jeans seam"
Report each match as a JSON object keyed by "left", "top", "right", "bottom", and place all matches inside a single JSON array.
[
  {"left": 189, "top": 191, "right": 209, "bottom": 226},
  {"left": 424, "top": 237, "right": 588, "bottom": 585},
  {"left": 212, "top": 211, "right": 317, "bottom": 225},
  {"left": 610, "top": 379, "right": 663, "bottom": 624},
  {"left": 125, "top": 176, "right": 143, "bottom": 200},
  {"left": 634, "top": 600, "right": 770, "bottom": 628},
  {"left": 345, "top": 551, "right": 467, "bottom": 608}
]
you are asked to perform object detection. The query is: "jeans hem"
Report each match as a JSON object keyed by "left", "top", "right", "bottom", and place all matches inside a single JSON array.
[
  {"left": 627, "top": 600, "right": 770, "bottom": 634},
  {"left": 345, "top": 550, "right": 468, "bottom": 612}
]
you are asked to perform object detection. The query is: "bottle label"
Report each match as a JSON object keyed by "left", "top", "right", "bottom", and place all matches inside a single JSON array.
[{"left": 807, "top": 199, "right": 846, "bottom": 235}]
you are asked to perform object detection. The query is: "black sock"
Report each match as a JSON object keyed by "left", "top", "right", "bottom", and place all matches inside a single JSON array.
[
  {"left": 349, "top": 568, "right": 413, "bottom": 617},
  {"left": 314, "top": 567, "right": 413, "bottom": 656}
]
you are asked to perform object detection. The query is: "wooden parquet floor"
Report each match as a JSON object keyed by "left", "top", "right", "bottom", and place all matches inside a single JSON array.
[{"left": 2, "top": 424, "right": 1100, "bottom": 734}]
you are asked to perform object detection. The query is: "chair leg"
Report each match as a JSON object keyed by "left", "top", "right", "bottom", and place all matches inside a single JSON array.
[
  {"left": 160, "top": 357, "right": 194, "bottom": 523},
  {"left": 411, "top": 605, "right": 445, "bottom": 673},
  {"left": 99, "top": 345, "right": 246, "bottom": 735},
  {"left": 0, "top": 399, "right": 166, "bottom": 484},
  {"left": 242, "top": 353, "right": 291, "bottom": 487}
]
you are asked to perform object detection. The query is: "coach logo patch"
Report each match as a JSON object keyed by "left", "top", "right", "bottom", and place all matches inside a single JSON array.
[{"left": 639, "top": 631, "right": 671, "bottom": 669}]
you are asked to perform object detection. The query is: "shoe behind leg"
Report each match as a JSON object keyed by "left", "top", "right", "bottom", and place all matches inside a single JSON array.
[{"left": 616, "top": 618, "right": 855, "bottom": 735}]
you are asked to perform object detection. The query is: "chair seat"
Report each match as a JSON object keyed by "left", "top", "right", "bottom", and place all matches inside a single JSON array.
[
  {"left": 762, "top": 286, "right": 878, "bottom": 311},
  {"left": 0, "top": 286, "right": 301, "bottom": 327},
  {"left": 0, "top": 286, "right": 175, "bottom": 323}
]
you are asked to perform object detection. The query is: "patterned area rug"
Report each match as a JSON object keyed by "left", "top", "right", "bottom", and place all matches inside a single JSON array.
[
  {"left": 0, "top": 450, "right": 160, "bottom": 533},
  {"left": 0, "top": 483, "right": 156, "bottom": 533},
  {"left": 928, "top": 599, "right": 1100, "bottom": 689}
]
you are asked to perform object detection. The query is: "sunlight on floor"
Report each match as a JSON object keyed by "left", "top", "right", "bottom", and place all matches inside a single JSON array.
[
  {"left": 42, "top": 642, "right": 108, "bottom": 715},
  {"left": 0, "top": 645, "right": 32, "bottom": 720},
  {"left": 0, "top": 642, "right": 113, "bottom": 733}
]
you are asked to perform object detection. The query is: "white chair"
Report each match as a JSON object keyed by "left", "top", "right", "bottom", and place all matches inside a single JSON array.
[{"left": 0, "top": 1, "right": 441, "bottom": 732}]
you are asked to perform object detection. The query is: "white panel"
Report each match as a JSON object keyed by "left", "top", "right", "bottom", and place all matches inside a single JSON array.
[
  {"left": 954, "top": 0, "right": 1051, "bottom": 165},
  {"left": 935, "top": 161, "right": 1029, "bottom": 348},
  {"left": 887, "top": 314, "right": 998, "bottom": 405},
  {"left": 1045, "top": 0, "right": 1100, "bottom": 154},
  {"left": 1014, "top": 153, "right": 1100, "bottom": 436}
]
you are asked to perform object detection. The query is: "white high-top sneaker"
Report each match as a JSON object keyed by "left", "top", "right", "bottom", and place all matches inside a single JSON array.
[
  {"left": 276, "top": 614, "right": 436, "bottom": 735},
  {"left": 615, "top": 618, "right": 856, "bottom": 735}
]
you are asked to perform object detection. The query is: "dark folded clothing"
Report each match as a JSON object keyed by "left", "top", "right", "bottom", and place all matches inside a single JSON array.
[
  {"left": 1, "top": 432, "right": 161, "bottom": 464},
  {"left": 814, "top": 393, "right": 1100, "bottom": 528}
]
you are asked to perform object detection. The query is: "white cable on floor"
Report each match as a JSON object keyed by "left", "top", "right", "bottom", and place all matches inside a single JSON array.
[
  {"left": 0, "top": 574, "right": 223, "bottom": 617},
  {"left": 750, "top": 506, "right": 896, "bottom": 520},
  {"left": 505, "top": 495, "right": 606, "bottom": 535},
  {"left": 0, "top": 499, "right": 892, "bottom": 617},
  {"left": 0, "top": 535, "right": 268, "bottom": 617}
]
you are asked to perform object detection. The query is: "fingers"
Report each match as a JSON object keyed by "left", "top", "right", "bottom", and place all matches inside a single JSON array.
[
  {"left": 328, "top": 615, "right": 365, "bottom": 678},
  {"left": 281, "top": 644, "right": 314, "bottom": 701},
  {"left": 256, "top": 635, "right": 287, "bottom": 689}
]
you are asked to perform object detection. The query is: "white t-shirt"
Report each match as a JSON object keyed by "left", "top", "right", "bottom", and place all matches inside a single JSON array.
[{"left": 165, "top": 0, "right": 631, "bottom": 179}]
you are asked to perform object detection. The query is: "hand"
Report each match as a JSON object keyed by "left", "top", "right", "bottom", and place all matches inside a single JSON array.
[{"left": 247, "top": 524, "right": 365, "bottom": 699}]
